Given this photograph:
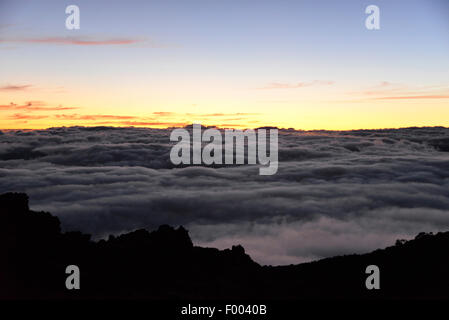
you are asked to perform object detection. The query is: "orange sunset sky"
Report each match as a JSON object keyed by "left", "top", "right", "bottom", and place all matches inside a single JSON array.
[{"left": 1, "top": 0, "right": 449, "bottom": 130}]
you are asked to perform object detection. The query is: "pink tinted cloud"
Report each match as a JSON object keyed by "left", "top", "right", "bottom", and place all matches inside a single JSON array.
[
  {"left": 9, "top": 113, "right": 48, "bottom": 120},
  {"left": 0, "top": 101, "right": 78, "bottom": 111},
  {"left": 350, "top": 82, "right": 449, "bottom": 101},
  {"left": 373, "top": 95, "right": 449, "bottom": 100},
  {"left": 0, "top": 37, "right": 141, "bottom": 46},
  {"left": 0, "top": 84, "right": 32, "bottom": 91},
  {"left": 25, "top": 37, "right": 138, "bottom": 46},
  {"left": 54, "top": 114, "right": 139, "bottom": 121},
  {"left": 94, "top": 121, "right": 189, "bottom": 127},
  {"left": 152, "top": 112, "right": 175, "bottom": 116},
  {"left": 258, "top": 80, "right": 334, "bottom": 90}
]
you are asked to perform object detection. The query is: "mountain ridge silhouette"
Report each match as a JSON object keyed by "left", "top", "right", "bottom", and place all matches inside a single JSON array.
[{"left": 1, "top": 192, "right": 449, "bottom": 299}]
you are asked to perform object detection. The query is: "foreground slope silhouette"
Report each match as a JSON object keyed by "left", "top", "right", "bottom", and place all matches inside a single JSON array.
[{"left": 1, "top": 192, "right": 449, "bottom": 299}]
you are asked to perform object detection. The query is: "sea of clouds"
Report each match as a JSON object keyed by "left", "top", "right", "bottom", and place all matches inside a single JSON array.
[{"left": 1, "top": 126, "right": 449, "bottom": 265}]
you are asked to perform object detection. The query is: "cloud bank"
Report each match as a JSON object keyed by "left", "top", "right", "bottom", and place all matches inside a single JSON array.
[{"left": 1, "top": 126, "right": 448, "bottom": 265}]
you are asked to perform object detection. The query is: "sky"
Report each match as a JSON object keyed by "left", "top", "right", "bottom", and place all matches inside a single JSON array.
[{"left": 1, "top": 0, "right": 449, "bottom": 130}]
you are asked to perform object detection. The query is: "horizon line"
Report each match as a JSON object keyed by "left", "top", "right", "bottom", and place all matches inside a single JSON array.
[{"left": 1, "top": 124, "right": 449, "bottom": 132}]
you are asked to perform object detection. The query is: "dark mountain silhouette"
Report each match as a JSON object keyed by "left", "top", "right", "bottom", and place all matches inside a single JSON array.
[{"left": 1, "top": 192, "right": 449, "bottom": 300}]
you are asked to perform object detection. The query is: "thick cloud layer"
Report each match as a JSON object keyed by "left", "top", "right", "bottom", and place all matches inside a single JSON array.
[{"left": 1, "top": 126, "right": 449, "bottom": 265}]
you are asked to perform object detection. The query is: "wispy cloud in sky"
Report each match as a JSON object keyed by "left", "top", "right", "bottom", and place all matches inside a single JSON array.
[
  {"left": 0, "top": 103, "right": 261, "bottom": 128},
  {"left": 0, "top": 84, "right": 32, "bottom": 91},
  {"left": 54, "top": 114, "right": 139, "bottom": 121},
  {"left": 372, "top": 95, "right": 449, "bottom": 100},
  {"left": 0, "top": 36, "right": 142, "bottom": 46},
  {"left": 8, "top": 113, "right": 48, "bottom": 120},
  {"left": 257, "top": 80, "right": 335, "bottom": 90},
  {"left": 0, "top": 101, "right": 78, "bottom": 111},
  {"left": 95, "top": 121, "right": 189, "bottom": 127},
  {"left": 347, "top": 82, "right": 449, "bottom": 101}
]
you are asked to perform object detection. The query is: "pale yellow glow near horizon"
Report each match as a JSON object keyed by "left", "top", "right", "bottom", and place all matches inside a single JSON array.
[
  {"left": 2, "top": 100, "right": 449, "bottom": 131},
  {"left": 1, "top": 82, "right": 449, "bottom": 131}
]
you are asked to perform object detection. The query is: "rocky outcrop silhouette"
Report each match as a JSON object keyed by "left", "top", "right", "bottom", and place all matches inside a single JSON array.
[{"left": 1, "top": 192, "right": 449, "bottom": 300}]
